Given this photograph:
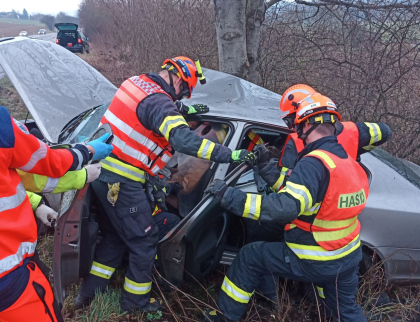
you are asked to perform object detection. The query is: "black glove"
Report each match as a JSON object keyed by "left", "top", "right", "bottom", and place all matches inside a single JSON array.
[
  {"left": 204, "top": 179, "right": 228, "bottom": 201},
  {"left": 168, "top": 182, "right": 184, "bottom": 196},
  {"left": 148, "top": 175, "right": 170, "bottom": 211},
  {"left": 175, "top": 101, "right": 210, "bottom": 115},
  {"left": 230, "top": 149, "right": 257, "bottom": 166},
  {"left": 253, "top": 144, "right": 273, "bottom": 165}
]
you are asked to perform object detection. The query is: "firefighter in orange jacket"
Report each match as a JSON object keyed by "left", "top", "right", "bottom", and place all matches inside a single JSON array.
[
  {"left": 75, "top": 56, "right": 256, "bottom": 313},
  {"left": 0, "top": 107, "right": 113, "bottom": 322},
  {"left": 204, "top": 93, "right": 369, "bottom": 322}
]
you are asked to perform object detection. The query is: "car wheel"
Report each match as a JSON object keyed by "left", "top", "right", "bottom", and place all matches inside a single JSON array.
[
  {"left": 80, "top": 46, "right": 85, "bottom": 54},
  {"left": 86, "top": 47, "right": 90, "bottom": 54}
]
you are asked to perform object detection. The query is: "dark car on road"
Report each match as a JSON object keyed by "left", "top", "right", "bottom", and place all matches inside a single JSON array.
[
  {"left": 38, "top": 29, "right": 46, "bottom": 35},
  {"left": 0, "top": 37, "right": 419, "bottom": 307},
  {"left": 55, "top": 23, "right": 89, "bottom": 54}
]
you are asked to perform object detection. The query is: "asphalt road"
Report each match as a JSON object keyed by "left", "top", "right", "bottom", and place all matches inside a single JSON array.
[{"left": 29, "top": 32, "right": 56, "bottom": 42}]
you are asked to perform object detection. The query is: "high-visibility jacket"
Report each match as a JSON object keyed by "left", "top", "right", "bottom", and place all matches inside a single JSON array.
[
  {"left": 21, "top": 169, "right": 87, "bottom": 210},
  {"left": 285, "top": 150, "right": 369, "bottom": 257},
  {"left": 272, "top": 122, "right": 360, "bottom": 192},
  {"left": 100, "top": 75, "right": 178, "bottom": 180},
  {"left": 0, "top": 106, "right": 78, "bottom": 279}
]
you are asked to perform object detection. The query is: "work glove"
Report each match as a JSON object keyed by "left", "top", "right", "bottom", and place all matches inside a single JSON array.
[
  {"left": 35, "top": 204, "right": 58, "bottom": 227},
  {"left": 205, "top": 179, "right": 228, "bottom": 201},
  {"left": 87, "top": 133, "right": 114, "bottom": 161},
  {"left": 148, "top": 175, "right": 171, "bottom": 211},
  {"left": 253, "top": 144, "right": 274, "bottom": 169},
  {"left": 175, "top": 101, "right": 210, "bottom": 115},
  {"left": 85, "top": 163, "right": 102, "bottom": 183},
  {"left": 230, "top": 149, "right": 257, "bottom": 166}
]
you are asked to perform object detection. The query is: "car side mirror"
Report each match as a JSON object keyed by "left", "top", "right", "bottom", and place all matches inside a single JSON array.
[{"left": 86, "top": 37, "right": 89, "bottom": 41}]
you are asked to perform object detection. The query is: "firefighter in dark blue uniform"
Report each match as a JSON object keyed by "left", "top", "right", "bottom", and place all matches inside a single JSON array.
[
  {"left": 75, "top": 57, "right": 256, "bottom": 313},
  {"left": 245, "top": 85, "right": 392, "bottom": 304},
  {"left": 204, "top": 92, "right": 371, "bottom": 322}
]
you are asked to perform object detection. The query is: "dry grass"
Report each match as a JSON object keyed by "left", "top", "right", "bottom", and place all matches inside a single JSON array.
[
  {"left": 0, "top": 19, "right": 46, "bottom": 38},
  {"left": 0, "top": 76, "right": 28, "bottom": 120}
]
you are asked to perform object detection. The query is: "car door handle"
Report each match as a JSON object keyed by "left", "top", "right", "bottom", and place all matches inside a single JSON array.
[{"left": 215, "top": 212, "right": 227, "bottom": 248}]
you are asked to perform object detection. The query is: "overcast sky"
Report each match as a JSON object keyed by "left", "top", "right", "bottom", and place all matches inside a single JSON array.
[{"left": 0, "top": 0, "right": 82, "bottom": 16}]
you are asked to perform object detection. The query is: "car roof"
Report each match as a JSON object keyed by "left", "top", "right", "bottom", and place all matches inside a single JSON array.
[{"left": 185, "top": 69, "right": 287, "bottom": 127}]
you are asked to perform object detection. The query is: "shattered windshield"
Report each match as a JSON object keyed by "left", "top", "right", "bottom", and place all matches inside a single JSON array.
[{"left": 58, "top": 100, "right": 111, "bottom": 144}]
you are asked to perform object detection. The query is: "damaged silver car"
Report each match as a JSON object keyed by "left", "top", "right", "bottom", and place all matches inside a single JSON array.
[{"left": 1, "top": 37, "right": 419, "bottom": 308}]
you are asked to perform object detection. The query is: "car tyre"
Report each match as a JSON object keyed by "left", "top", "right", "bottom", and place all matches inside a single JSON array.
[{"left": 80, "top": 46, "right": 85, "bottom": 54}]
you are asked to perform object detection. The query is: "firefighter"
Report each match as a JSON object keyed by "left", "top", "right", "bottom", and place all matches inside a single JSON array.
[
  {"left": 0, "top": 106, "right": 113, "bottom": 322},
  {"left": 245, "top": 84, "right": 392, "bottom": 305},
  {"left": 75, "top": 56, "right": 256, "bottom": 313},
  {"left": 204, "top": 93, "right": 370, "bottom": 322}
]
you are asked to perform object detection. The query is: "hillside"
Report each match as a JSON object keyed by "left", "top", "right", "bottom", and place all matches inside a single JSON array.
[{"left": 0, "top": 18, "right": 47, "bottom": 38}]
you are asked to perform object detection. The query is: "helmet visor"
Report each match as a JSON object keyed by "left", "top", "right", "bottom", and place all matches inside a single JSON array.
[{"left": 283, "top": 113, "right": 296, "bottom": 130}]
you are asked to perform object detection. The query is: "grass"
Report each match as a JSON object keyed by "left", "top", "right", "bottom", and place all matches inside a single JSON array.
[
  {"left": 0, "top": 18, "right": 44, "bottom": 26},
  {"left": 0, "top": 76, "right": 29, "bottom": 120}
]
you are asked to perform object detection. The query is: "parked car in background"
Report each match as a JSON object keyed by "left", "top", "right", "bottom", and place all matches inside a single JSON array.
[
  {"left": 19, "top": 31, "right": 28, "bottom": 37},
  {"left": 54, "top": 23, "right": 89, "bottom": 54},
  {"left": 38, "top": 29, "right": 46, "bottom": 35},
  {"left": 0, "top": 37, "right": 419, "bottom": 307}
]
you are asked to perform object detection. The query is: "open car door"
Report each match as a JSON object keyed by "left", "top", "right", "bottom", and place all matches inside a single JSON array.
[{"left": 157, "top": 163, "right": 249, "bottom": 287}]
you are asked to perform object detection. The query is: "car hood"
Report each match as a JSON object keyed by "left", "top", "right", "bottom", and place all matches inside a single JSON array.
[{"left": 0, "top": 37, "right": 117, "bottom": 143}]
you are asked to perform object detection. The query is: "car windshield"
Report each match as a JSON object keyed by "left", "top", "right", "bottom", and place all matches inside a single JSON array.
[{"left": 58, "top": 100, "right": 111, "bottom": 144}]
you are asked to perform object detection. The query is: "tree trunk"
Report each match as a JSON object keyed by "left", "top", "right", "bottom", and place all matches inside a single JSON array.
[
  {"left": 213, "top": 0, "right": 249, "bottom": 79},
  {"left": 246, "top": 0, "right": 266, "bottom": 83}
]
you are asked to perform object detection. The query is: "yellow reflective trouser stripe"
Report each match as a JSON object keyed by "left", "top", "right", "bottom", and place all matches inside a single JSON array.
[
  {"left": 316, "top": 286, "right": 325, "bottom": 299},
  {"left": 159, "top": 115, "right": 188, "bottom": 140},
  {"left": 90, "top": 261, "right": 116, "bottom": 279},
  {"left": 313, "top": 216, "right": 357, "bottom": 230},
  {"left": 242, "top": 194, "right": 261, "bottom": 220},
  {"left": 124, "top": 277, "right": 152, "bottom": 295},
  {"left": 221, "top": 276, "right": 253, "bottom": 304},
  {"left": 197, "top": 139, "right": 216, "bottom": 160},
  {"left": 286, "top": 235, "right": 360, "bottom": 261},
  {"left": 282, "top": 182, "right": 313, "bottom": 214},
  {"left": 307, "top": 151, "right": 336, "bottom": 169},
  {"left": 313, "top": 220, "right": 358, "bottom": 242},
  {"left": 364, "top": 122, "right": 382, "bottom": 151},
  {"left": 101, "top": 157, "right": 145, "bottom": 183}
]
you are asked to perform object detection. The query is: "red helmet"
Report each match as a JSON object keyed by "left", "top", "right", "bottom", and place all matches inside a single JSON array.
[
  {"left": 280, "top": 84, "right": 316, "bottom": 113},
  {"left": 162, "top": 56, "right": 201, "bottom": 99},
  {"left": 295, "top": 92, "right": 341, "bottom": 125}
]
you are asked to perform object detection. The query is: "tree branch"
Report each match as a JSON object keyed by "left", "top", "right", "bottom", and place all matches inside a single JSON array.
[
  {"left": 265, "top": 0, "right": 282, "bottom": 9},
  {"left": 295, "top": 0, "right": 420, "bottom": 10}
]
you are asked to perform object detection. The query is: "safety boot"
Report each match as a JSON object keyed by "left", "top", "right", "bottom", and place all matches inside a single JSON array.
[
  {"left": 202, "top": 309, "right": 238, "bottom": 322},
  {"left": 121, "top": 297, "right": 163, "bottom": 314},
  {"left": 74, "top": 294, "right": 93, "bottom": 309}
]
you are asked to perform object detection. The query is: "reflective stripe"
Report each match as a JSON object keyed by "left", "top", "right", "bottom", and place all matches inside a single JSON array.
[
  {"left": 286, "top": 236, "right": 360, "bottom": 261},
  {"left": 101, "top": 157, "right": 145, "bottom": 183},
  {"left": 123, "top": 277, "right": 152, "bottom": 295},
  {"left": 90, "top": 261, "right": 115, "bottom": 279},
  {"left": 281, "top": 88, "right": 313, "bottom": 107},
  {"left": 297, "top": 102, "right": 321, "bottom": 117},
  {"left": 364, "top": 122, "right": 382, "bottom": 151},
  {"left": 115, "top": 87, "right": 137, "bottom": 109},
  {"left": 221, "top": 276, "right": 253, "bottom": 304},
  {"left": 313, "top": 216, "right": 357, "bottom": 230},
  {"left": 313, "top": 220, "right": 358, "bottom": 242},
  {"left": 159, "top": 115, "right": 188, "bottom": 140},
  {"left": 242, "top": 194, "right": 261, "bottom": 220},
  {"left": 273, "top": 167, "right": 288, "bottom": 191},
  {"left": 42, "top": 177, "right": 60, "bottom": 193},
  {"left": 112, "top": 135, "right": 152, "bottom": 167},
  {"left": 18, "top": 141, "right": 48, "bottom": 171},
  {"left": 0, "top": 240, "right": 37, "bottom": 275},
  {"left": 198, "top": 139, "right": 215, "bottom": 160},
  {"left": 307, "top": 151, "right": 336, "bottom": 169},
  {"left": 300, "top": 203, "right": 321, "bottom": 216},
  {"left": 0, "top": 182, "right": 27, "bottom": 212},
  {"left": 104, "top": 110, "right": 162, "bottom": 154},
  {"left": 283, "top": 182, "right": 313, "bottom": 213},
  {"left": 71, "top": 148, "right": 84, "bottom": 170},
  {"left": 316, "top": 286, "right": 325, "bottom": 299}
]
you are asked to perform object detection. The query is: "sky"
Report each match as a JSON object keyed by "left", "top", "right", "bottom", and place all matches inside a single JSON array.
[{"left": 0, "top": 0, "right": 82, "bottom": 16}]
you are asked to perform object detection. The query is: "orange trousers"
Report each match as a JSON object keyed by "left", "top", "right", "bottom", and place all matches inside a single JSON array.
[{"left": 0, "top": 261, "right": 59, "bottom": 322}]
